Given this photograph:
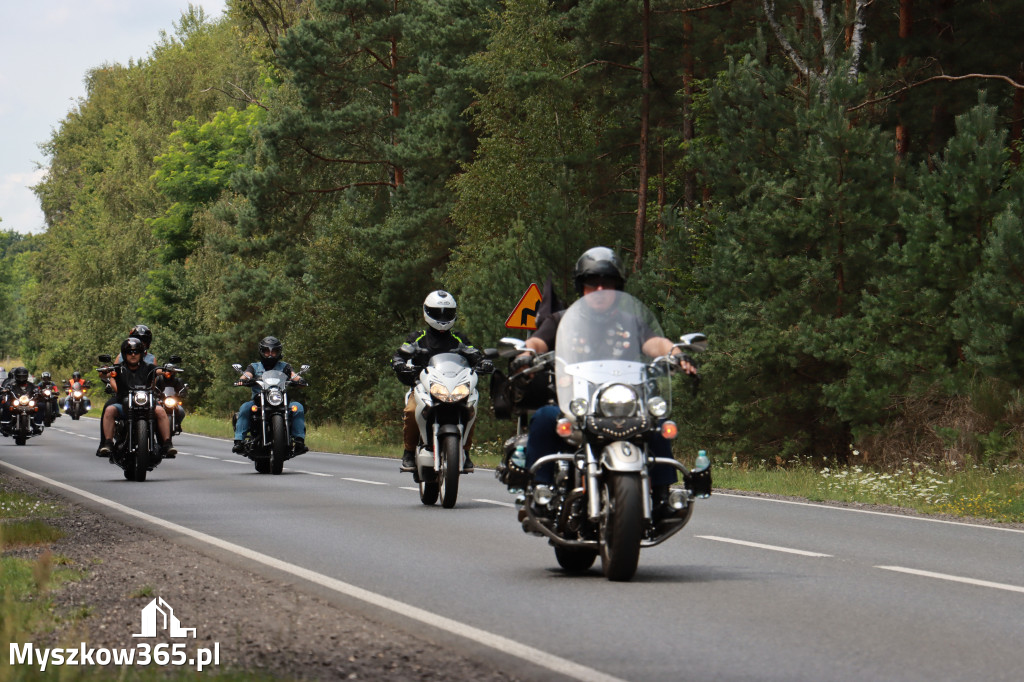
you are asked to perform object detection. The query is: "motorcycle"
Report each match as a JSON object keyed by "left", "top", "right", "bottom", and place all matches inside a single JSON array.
[
  {"left": 63, "top": 379, "right": 91, "bottom": 420},
  {"left": 96, "top": 354, "right": 181, "bottom": 482},
  {"left": 490, "top": 338, "right": 555, "bottom": 490},
  {"left": 2, "top": 387, "right": 42, "bottom": 446},
  {"left": 156, "top": 364, "right": 187, "bottom": 436},
  {"left": 514, "top": 291, "right": 710, "bottom": 581},
  {"left": 38, "top": 385, "right": 60, "bottom": 426},
  {"left": 403, "top": 351, "right": 490, "bottom": 508},
  {"left": 231, "top": 363, "right": 309, "bottom": 475}
]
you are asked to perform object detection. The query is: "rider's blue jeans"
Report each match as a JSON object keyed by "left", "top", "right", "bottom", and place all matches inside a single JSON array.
[
  {"left": 525, "top": 404, "right": 678, "bottom": 487},
  {"left": 235, "top": 401, "right": 305, "bottom": 441}
]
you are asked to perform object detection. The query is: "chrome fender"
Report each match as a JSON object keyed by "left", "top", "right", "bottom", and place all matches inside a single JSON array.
[{"left": 599, "top": 440, "right": 645, "bottom": 472}]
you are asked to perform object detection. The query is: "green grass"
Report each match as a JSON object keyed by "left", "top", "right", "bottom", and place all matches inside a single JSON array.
[{"left": 713, "top": 456, "right": 1024, "bottom": 523}]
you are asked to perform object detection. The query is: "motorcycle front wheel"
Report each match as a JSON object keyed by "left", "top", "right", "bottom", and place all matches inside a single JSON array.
[
  {"left": 132, "top": 420, "right": 149, "bottom": 482},
  {"left": 270, "top": 414, "right": 287, "bottom": 475},
  {"left": 439, "top": 433, "right": 461, "bottom": 509},
  {"left": 599, "top": 473, "right": 643, "bottom": 581}
]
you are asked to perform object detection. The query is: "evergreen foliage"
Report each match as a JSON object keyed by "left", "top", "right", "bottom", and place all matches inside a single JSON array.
[{"left": 6, "top": 0, "right": 1024, "bottom": 464}]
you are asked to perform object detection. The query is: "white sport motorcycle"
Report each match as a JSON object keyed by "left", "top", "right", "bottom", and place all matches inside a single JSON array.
[{"left": 405, "top": 352, "right": 486, "bottom": 508}]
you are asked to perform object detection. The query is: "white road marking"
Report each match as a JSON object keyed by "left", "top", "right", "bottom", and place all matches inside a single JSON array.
[
  {"left": 293, "top": 470, "right": 332, "bottom": 477},
  {"left": 195, "top": 455, "right": 220, "bottom": 460},
  {"left": 714, "top": 492, "right": 1024, "bottom": 534},
  {"left": 0, "top": 463, "right": 626, "bottom": 682},
  {"left": 875, "top": 566, "right": 1024, "bottom": 594},
  {"left": 474, "top": 499, "right": 516, "bottom": 508},
  {"left": 697, "top": 535, "right": 833, "bottom": 557},
  {"left": 341, "top": 477, "right": 387, "bottom": 486},
  {"left": 400, "top": 486, "right": 419, "bottom": 492},
  {"left": 221, "top": 459, "right": 247, "bottom": 465}
]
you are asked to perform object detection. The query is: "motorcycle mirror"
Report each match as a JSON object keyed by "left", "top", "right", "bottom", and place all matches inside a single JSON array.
[
  {"left": 299, "top": 364, "right": 310, "bottom": 373},
  {"left": 678, "top": 333, "right": 708, "bottom": 353},
  {"left": 497, "top": 337, "right": 528, "bottom": 358},
  {"left": 168, "top": 355, "right": 182, "bottom": 364},
  {"left": 98, "top": 354, "right": 112, "bottom": 363},
  {"left": 231, "top": 363, "right": 243, "bottom": 373}
]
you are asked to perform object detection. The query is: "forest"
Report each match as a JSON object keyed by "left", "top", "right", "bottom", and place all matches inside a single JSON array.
[{"left": 1, "top": 0, "right": 1022, "bottom": 468}]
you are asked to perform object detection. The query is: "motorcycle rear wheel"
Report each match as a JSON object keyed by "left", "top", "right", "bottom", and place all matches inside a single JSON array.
[
  {"left": 554, "top": 546, "right": 598, "bottom": 574},
  {"left": 132, "top": 420, "right": 149, "bottom": 482},
  {"left": 599, "top": 473, "right": 642, "bottom": 581},
  {"left": 439, "top": 434, "right": 461, "bottom": 509},
  {"left": 270, "top": 414, "right": 287, "bottom": 475}
]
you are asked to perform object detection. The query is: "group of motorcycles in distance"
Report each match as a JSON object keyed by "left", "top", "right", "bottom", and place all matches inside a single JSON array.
[
  {"left": 3, "top": 288, "right": 713, "bottom": 580},
  {"left": 0, "top": 367, "right": 90, "bottom": 446}
]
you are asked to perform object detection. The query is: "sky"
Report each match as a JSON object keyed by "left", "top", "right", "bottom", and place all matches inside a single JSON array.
[{"left": 0, "top": 1, "right": 228, "bottom": 235}]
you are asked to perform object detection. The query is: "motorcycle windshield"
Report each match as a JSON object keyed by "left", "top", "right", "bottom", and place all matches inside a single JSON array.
[
  {"left": 425, "top": 352, "right": 471, "bottom": 376},
  {"left": 259, "top": 370, "right": 289, "bottom": 388},
  {"left": 555, "top": 291, "right": 670, "bottom": 416}
]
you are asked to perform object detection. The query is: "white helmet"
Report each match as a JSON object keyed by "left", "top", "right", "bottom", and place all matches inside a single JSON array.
[{"left": 423, "top": 290, "right": 457, "bottom": 332}]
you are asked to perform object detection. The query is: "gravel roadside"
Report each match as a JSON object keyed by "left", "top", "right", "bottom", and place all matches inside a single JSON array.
[{"left": 2, "top": 471, "right": 521, "bottom": 681}]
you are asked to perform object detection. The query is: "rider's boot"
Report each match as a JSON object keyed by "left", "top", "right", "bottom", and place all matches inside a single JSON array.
[
  {"left": 232, "top": 439, "right": 244, "bottom": 454},
  {"left": 463, "top": 451, "right": 475, "bottom": 473},
  {"left": 292, "top": 437, "right": 308, "bottom": 455},
  {"left": 97, "top": 439, "right": 113, "bottom": 457},
  {"left": 401, "top": 449, "right": 415, "bottom": 471},
  {"left": 160, "top": 439, "right": 177, "bottom": 458}
]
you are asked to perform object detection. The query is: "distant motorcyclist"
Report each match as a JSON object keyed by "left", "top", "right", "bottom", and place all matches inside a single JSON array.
[
  {"left": 391, "top": 290, "right": 493, "bottom": 472},
  {"left": 35, "top": 371, "right": 61, "bottom": 423},
  {"left": 232, "top": 336, "right": 307, "bottom": 454},
  {"left": 1, "top": 367, "right": 44, "bottom": 435},
  {"left": 515, "top": 247, "right": 696, "bottom": 510},
  {"left": 62, "top": 371, "right": 93, "bottom": 414},
  {"left": 98, "top": 337, "right": 176, "bottom": 458}
]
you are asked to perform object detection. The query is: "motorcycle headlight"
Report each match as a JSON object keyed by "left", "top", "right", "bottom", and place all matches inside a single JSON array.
[
  {"left": 599, "top": 384, "right": 638, "bottom": 418},
  {"left": 429, "top": 383, "right": 450, "bottom": 402},
  {"left": 450, "top": 383, "right": 470, "bottom": 402},
  {"left": 17, "top": 395, "right": 29, "bottom": 405},
  {"left": 163, "top": 396, "right": 178, "bottom": 409},
  {"left": 133, "top": 390, "right": 149, "bottom": 406},
  {"left": 648, "top": 396, "right": 668, "bottom": 418},
  {"left": 569, "top": 398, "right": 588, "bottom": 417},
  {"left": 72, "top": 391, "right": 83, "bottom": 398},
  {"left": 44, "top": 389, "right": 52, "bottom": 397},
  {"left": 266, "top": 388, "right": 284, "bottom": 406}
]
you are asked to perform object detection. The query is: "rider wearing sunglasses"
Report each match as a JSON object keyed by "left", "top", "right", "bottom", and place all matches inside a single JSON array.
[{"left": 98, "top": 337, "right": 176, "bottom": 458}]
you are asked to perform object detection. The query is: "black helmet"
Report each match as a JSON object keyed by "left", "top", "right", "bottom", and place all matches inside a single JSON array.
[
  {"left": 129, "top": 324, "right": 153, "bottom": 349},
  {"left": 12, "top": 367, "right": 29, "bottom": 383},
  {"left": 573, "top": 246, "right": 626, "bottom": 295},
  {"left": 121, "top": 337, "right": 147, "bottom": 360},
  {"left": 72, "top": 371, "right": 83, "bottom": 380},
  {"left": 258, "top": 336, "right": 283, "bottom": 360}
]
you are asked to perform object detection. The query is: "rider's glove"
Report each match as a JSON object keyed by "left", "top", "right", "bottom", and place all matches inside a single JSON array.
[
  {"left": 510, "top": 354, "right": 532, "bottom": 373},
  {"left": 477, "top": 359, "right": 494, "bottom": 374}
]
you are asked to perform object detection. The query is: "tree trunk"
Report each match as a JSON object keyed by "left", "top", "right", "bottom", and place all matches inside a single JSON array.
[
  {"left": 633, "top": 0, "right": 651, "bottom": 272},
  {"left": 895, "top": 0, "right": 912, "bottom": 162},
  {"left": 682, "top": 14, "right": 696, "bottom": 208}
]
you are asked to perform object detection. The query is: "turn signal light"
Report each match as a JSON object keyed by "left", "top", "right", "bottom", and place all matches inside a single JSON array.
[
  {"left": 660, "top": 421, "right": 678, "bottom": 440},
  {"left": 251, "top": 405, "right": 258, "bottom": 412},
  {"left": 556, "top": 418, "right": 574, "bottom": 437},
  {"left": 290, "top": 404, "right": 298, "bottom": 413}
]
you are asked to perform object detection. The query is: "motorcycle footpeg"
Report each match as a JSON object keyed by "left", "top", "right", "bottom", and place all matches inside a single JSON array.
[{"left": 399, "top": 464, "right": 415, "bottom": 473}]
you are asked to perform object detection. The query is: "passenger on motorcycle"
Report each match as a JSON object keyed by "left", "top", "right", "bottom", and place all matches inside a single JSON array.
[
  {"left": 62, "top": 371, "right": 93, "bottom": 414},
  {"left": 98, "top": 337, "right": 177, "bottom": 458},
  {"left": 232, "top": 336, "right": 308, "bottom": 454},
  {"left": 0, "top": 367, "right": 44, "bottom": 435},
  {"left": 515, "top": 247, "right": 697, "bottom": 509},
  {"left": 391, "top": 290, "right": 493, "bottom": 472}
]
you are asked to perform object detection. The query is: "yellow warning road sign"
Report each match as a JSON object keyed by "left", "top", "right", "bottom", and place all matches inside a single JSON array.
[{"left": 505, "top": 283, "right": 543, "bottom": 330}]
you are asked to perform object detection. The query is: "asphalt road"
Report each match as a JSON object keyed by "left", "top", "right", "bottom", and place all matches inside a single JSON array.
[{"left": 3, "top": 418, "right": 1023, "bottom": 681}]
